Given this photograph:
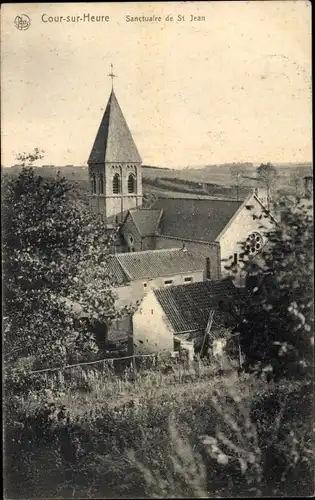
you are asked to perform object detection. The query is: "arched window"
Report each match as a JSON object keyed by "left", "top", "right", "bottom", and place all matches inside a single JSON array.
[
  {"left": 99, "top": 174, "right": 104, "bottom": 194},
  {"left": 128, "top": 174, "right": 136, "bottom": 193},
  {"left": 112, "top": 173, "right": 121, "bottom": 194},
  {"left": 91, "top": 174, "right": 96, "bottom": 194}
]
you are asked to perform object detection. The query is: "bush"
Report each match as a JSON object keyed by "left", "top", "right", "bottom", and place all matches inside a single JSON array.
[{"left": 4, "top": 363, "right": 313, "bottom": 498}]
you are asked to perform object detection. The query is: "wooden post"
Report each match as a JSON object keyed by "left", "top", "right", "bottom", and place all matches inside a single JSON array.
[
  {"left": 238, "top": 337, "right": 243, "bottom": 368},
  {"left": 197, "top": 357, "right": 201, "bottom": 378},
  {"left": 200, "top": 310, "right": 214, "bottom": 360}
]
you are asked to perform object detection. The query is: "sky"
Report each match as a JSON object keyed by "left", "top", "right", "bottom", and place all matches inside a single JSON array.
[{"left": 1, "top": 1, "right": 312, "bottom": 168}]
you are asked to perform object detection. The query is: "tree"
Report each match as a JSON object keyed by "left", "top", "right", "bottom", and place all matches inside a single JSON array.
[
  {"left": 230, "top": 165, "right": 246, "bottom": 201},
  {"left": 142, "top": 190, "right": 158, "bottom": 208},
  {"left": 289, "top": 168, "right": 304, "bottom": 198},
  {"left": 2, "top": 150, "right": 120, "bottom": 371},
  {"left": 256, "top": 163, "right": 278, "bottom": 210},
  {"left": 226, "top": 199, "right": 313, "bottom": 381}
]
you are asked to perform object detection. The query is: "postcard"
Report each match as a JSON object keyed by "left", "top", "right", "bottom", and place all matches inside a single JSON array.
[{"left": 2, "top": 2, "right": 313, "bottom": 499}]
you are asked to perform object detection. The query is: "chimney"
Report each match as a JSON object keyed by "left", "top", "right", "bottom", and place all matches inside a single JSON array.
[
  {"left": 303, "top": 176, "right": 313, "bottom": 199},
  {"left": 206, "top": 257, "right": 211, "bottom": 280}
]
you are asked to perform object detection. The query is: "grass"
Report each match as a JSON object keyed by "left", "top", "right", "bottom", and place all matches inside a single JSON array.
[
  {"left": 21, "top": 358, "right": 231, "bottom": 412},
  {"left": 4, "top": 358, "right": 314, "bottom": 499}
]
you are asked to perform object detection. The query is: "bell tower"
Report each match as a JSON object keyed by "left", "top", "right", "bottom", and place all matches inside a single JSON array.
[{"left": 88, "top": 66, "right": 143, "bottom": 221}]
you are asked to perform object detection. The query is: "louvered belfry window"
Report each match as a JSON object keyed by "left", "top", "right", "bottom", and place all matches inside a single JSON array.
[
  {"left": 112, "top": 173, "right": 121, "bottom": 194},
  {"left": 99, "top": 174, "right": 104, "bottom": 194},
  {"left": 128, "top": 174, "right": 136, "bottom": 193},
  {"left": 91, "top": 174, "right": 96, "bottom": 194}
]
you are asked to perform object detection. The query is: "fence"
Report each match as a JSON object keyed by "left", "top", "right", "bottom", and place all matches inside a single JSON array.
[{"left": 26, "top": 351, "right": 188, "bottom": 380}]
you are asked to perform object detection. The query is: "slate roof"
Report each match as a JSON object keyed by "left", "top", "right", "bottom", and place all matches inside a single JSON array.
[
  {"left": 88, "top": 90, "right": 142, "bottom": 164},
  {"left": 106, "top": 209, "right": 130, "bottom": 225},
  {"left": 105, "top": 248, "right": 206, "bottom": 284},
  {"left": 129, "top": 209, "right": 163, "bottom": 236},
  {"left": 154, "top": 278, "right": 237, "bottom": 334},
  {"left": 150, "top": 197, "right": 243, "bottom": 242}
]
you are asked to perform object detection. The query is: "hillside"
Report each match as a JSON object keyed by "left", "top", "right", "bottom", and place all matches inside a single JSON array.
[
  {"left": 2, "top": 164, "right": 249, "bottom": 201},
  {"left": 3, "top": 161, "right": 312, "bottom": 200},
  {"left": 142, "top": 162, "right": 313, "bottom": 189}
]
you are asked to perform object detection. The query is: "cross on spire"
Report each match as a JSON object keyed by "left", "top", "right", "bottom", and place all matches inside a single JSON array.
[{"left": 108, "top": 63, "right": 117, "bottom": 90}]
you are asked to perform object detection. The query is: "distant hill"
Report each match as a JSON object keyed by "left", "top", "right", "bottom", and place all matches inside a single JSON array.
[
  {"left": 3, "top": 164, "right": 88, "bottom": 181},
  {"left": 142, "top": 162, "right": 312, "bottom": 192},
  {"left": 3, "top": 161, "right": 312, "bottom": 200}
]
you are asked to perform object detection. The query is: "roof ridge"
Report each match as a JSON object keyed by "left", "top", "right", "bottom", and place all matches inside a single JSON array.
[
  {"left": 155, "top": 195, "right": 243, "bottom": 202},
  {"left": 155, "top": 277, "right": 233, "bottom": 292},
  {"left": 154, "top": 234, "right": 220, "bottom": 246},
  {"left": 115, "top": 247, "right": 181, "bottom": 257},
  {"left": 252, "top": 193, "right": 279, "bottom": 224},
  {"left": 130, "top": 207, "right": 161, "bottom": 212}
]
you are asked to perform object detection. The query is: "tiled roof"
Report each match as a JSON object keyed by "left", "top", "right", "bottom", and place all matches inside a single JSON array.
[
  {"left": 105, "top": 255, "right": 129, "bottom": 285},
  {"left": 129, "top": 209, "right": 163, "bottom": 236},
  {"left": 105, "top": 248, "right": 206, "bottom": 283},
  {"left": 154, "top": 278, "right": 237, "bottom": 334},
  {"left": 88, "top": 90, "right": 142, "bottom": 164},
  {"left": 151, "top": 197, "right": 243, "bottom": 242}
]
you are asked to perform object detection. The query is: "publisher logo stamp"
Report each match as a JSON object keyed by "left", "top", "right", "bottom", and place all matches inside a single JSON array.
[{"left": 14, "top": 14, "right": 31, "bottom": 31}]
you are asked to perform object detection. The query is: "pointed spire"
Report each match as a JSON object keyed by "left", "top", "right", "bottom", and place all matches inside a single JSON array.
[{"left": 88, "top": 89, "right": 142, "bottom": 164}]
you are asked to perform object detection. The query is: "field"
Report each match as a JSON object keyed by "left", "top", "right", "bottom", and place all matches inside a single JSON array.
[
  {"left": 3, "top": 162, "right": 312, "bottom": 201},
  {"left": 142, "top": 176, "right": 250, "bottom": 199},
  {"left": 142, "top": 163, "right": 312, "bottom": 191}
]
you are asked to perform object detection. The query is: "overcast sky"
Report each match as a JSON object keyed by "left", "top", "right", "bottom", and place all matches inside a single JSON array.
[{"left": 1, "top": 1, "right": 312, "bottom": 168}]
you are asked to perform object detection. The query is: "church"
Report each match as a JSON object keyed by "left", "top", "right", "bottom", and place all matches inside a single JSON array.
[{"left": 87, "top": 82, "right": 276, "bottom": 278}]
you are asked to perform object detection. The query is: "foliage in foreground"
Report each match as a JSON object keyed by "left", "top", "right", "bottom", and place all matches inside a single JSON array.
[
  {"left": 2, "top": 150, "right": 122, "bottom": 370},
  {"left": 4, "top": 361, "right": 313, "bottom": 499},
  {"left": 225, "top": 198, "right": 313, "bottom": 381}
]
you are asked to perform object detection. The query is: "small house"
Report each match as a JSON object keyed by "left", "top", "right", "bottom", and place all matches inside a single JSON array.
[
  {"left": 105, "top": 247, "right": 212, "bottom": 309},
  {"left": 131, "top": 277, "right": 238, "bottom": 358},
  {"left": 105, "top": 247, "right": 213, "bottom": 346}
]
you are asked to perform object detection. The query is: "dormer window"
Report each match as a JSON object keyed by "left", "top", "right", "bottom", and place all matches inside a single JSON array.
[
  {"left": 113, "top": 173, "right": 121, "bottom": 194},
  {"left": 164, "top": 279, "right": 173, "bottom": 286}
]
